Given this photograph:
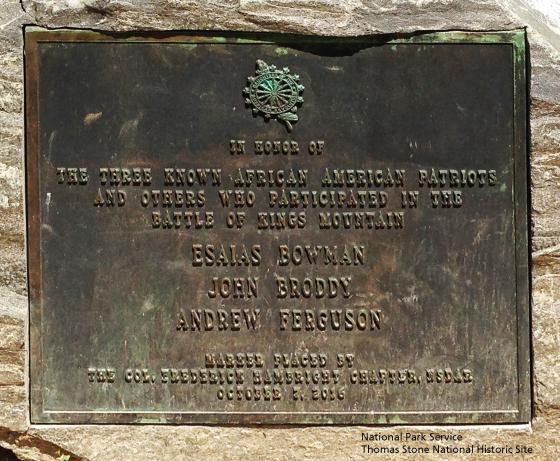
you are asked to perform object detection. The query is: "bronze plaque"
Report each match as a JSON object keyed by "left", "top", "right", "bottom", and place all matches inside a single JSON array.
[{"left": 26, "top": 29, "right": 530, "bottom": 424}]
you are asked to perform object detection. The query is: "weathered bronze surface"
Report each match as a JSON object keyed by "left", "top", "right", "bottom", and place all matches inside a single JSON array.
[{"left": 25, "top": 29, "right": 530, "bottom": 424}]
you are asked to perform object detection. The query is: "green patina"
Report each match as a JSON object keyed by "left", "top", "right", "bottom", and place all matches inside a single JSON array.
[
  {"left": 26, "top": 28, "right": 527, "bottom": 52},
  {"left": 387, "top": 415, "right": 407, "bottom": 424},
  {"left": 243, "top": 59, "right": 304, "bottom": 132},
  {"left": 388, "top": 30, "right": 524, "bottom": 45},
  {"left": 138, "top": 417, "right": 169, "bottom": 423},
  {"left": 512, "top": 30, "right": 526, "bottom": 65}
]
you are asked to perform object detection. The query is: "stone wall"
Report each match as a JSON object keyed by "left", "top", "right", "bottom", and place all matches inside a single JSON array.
[{"left": 0, "top": 1, "right": 559, "bottom": 459}]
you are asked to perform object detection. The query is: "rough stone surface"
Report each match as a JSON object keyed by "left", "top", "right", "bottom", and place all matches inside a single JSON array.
[
  {"left": 0, "top": 287, "right": 26, "bottom": 433},
  {"left": 0, "top": 0, "right": 559, "bottom": 459}
]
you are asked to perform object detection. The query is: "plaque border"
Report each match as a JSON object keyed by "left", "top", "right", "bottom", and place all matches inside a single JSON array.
[{"left": 24, "top": 28, "right": 531, "bottom": 425}]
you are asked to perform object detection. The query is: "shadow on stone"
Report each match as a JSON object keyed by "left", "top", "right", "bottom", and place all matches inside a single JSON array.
[{"left": 0, "top": 446, "right": 18, "bottom": 461}]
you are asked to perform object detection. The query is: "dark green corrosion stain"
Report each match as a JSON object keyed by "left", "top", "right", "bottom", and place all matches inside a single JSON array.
[{"left": 243, "top": 59, "right": 305, "bottom": 132}]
